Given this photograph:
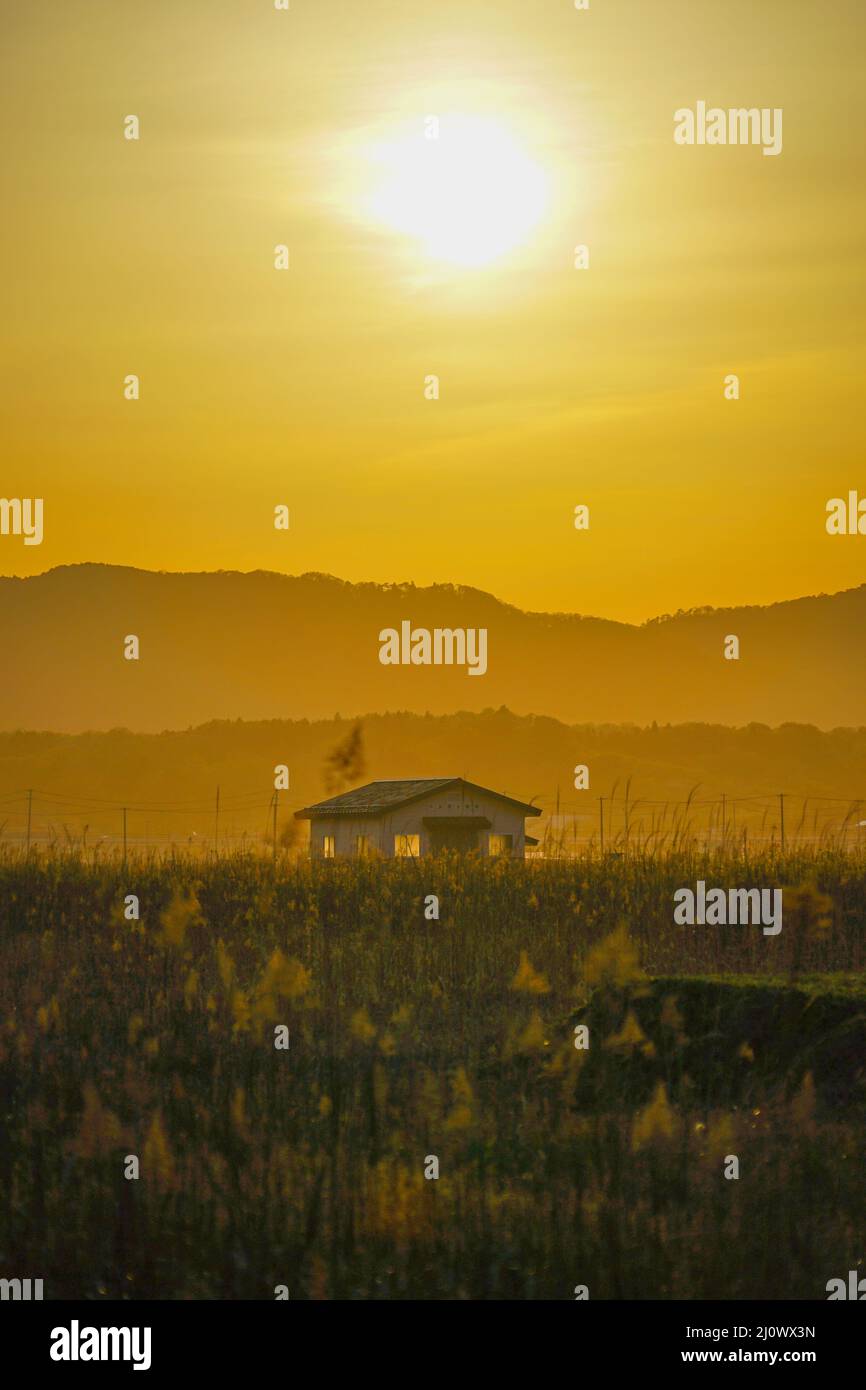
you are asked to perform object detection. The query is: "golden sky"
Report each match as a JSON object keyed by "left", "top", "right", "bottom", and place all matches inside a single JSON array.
[{"left": 2, "top": 0, "right": 865, "bottom": 622}]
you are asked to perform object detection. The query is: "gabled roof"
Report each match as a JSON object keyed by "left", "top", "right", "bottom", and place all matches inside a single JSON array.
[{"left": 295, "top": 778, "right": 541, "bottom": 819}]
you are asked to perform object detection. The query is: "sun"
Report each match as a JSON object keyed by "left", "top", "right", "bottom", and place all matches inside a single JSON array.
[{"left": 362, "top": 114, "right": 550, "bottom": 268}]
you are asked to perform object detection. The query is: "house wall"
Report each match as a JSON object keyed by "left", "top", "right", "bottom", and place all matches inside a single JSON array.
[
  {"left": 307, "top": 815, "right": 384, "bottom": 860},
  {"left": 307, "top": 787, "right": 534, "bottom": 859}
]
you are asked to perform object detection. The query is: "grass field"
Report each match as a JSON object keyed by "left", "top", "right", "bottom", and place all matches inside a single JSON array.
[{"left": 2, "top": 848, "right": 865, "bottom": 1299}]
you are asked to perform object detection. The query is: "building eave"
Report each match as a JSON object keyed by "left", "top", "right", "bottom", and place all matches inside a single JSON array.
[{"left": 295, "top": 777, "right": 540, "bottom": 821}]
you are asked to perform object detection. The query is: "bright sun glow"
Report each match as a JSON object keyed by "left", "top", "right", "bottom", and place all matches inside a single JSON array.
[{"left": 363, "top": 115, "right": 549, "bottom": 267}]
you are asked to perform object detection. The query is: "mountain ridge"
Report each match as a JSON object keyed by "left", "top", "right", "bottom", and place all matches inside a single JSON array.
[
  {"left": 6, "top": 562, "right": 863, "bottom": 625},
  {"left": 3, "top": 564, "right": 864, "bottom": 733}
]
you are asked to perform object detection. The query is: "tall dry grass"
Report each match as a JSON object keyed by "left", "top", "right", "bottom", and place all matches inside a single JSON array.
[{"left": 1, "top": 848, "right": 864, "bottom": 1298}]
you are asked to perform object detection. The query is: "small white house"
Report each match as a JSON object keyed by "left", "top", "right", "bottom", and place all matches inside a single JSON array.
[{"left": 295, "top": 778, "right": 541, "bottom": 860}]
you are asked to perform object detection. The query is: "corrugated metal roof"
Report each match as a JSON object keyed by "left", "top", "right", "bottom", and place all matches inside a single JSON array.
[{"left": 295, "top": 778, "right": 540, "bottom": 819}]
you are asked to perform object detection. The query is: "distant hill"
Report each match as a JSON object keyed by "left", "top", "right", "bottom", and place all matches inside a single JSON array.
[
  {"left": 1, "top": 710, "right": 865, "bottom": 849},
  {"left": 2, "top": 564, "right": 865, "bottom": 733}
]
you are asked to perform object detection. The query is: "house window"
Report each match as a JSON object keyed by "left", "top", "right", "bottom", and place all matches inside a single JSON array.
[
  {"left": 322, "top": 834, "right": 335, "bottom": 859},
  {"left": 394, "top": 833, "right": 420, "bottom": 858},
  {"left": 355, "top": 834, "right": 371, "bottom": 857},
  {"left": 489, "top": 833, "right": 513, "bottom": 857}
]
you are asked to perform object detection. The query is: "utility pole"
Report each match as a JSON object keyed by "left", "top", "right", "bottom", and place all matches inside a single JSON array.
[
  {"left": 721, "top": 792, "right": 726, "bottom": 850},
  {"left": 598, "top": 796, "right": 605, "bottom": 856},
  {"left": 122, "top": 807, "right": 127, "bottom": 865},
  {"left": 214, "top": 785, "right": 220, "bottom": 858},
  {"left": 26, "top": 789, "right": 33, "bottom": 852},
  {"left": 779, "top": 792, "right": 785, "bottom": 853}
]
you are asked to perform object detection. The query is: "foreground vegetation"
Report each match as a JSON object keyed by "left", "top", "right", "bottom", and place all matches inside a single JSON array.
[{"left": 1, "top": 848, "right": 864, "bottom": 1299}]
